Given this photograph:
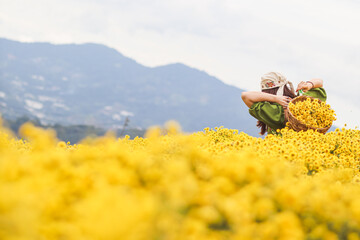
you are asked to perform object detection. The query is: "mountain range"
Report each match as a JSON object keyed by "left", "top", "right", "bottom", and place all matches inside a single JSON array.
[{"left": 0, "top": 38, "right": 259, "bottom": 135}]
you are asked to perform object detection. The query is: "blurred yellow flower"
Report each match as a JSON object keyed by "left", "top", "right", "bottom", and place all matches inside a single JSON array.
[{"left": 0, "top": 119, "right": 359, "bottom": 239}]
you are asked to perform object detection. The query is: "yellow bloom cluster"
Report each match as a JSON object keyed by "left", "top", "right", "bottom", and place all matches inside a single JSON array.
[
  {"left": 289, "top": 97, "right": 336, "bottom": 128},
  {"left": 1, "top": 120, "right": 360, "bottom": 240}
]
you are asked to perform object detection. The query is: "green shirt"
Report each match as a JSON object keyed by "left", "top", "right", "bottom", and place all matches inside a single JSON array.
[{"left": 249, "top": 88, "right": 327, "bottom": 132}]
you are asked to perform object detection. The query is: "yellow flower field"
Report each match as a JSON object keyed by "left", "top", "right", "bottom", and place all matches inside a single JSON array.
[{"left": 1, "top": 118, "right": 360, "bottom": 240}]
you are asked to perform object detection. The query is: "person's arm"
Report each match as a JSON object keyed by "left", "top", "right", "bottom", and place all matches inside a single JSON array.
[
  {"left": 296, "top": 78, "right": 323, "bottom": 92},
  {"left": 241, "top": 91, "right": 291, "bottom": 108}
]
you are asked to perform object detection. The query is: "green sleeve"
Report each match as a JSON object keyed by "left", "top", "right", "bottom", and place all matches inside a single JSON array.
[
  {"left": 302, "top": 87, "right": 327, "bottom": 102},
  {"left": 249, "top": 102, "right": 285, "bottom": 131}
]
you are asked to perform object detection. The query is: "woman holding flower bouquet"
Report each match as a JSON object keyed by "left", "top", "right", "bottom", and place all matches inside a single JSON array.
[{"left": 241, "top": 72, "right": 326, "bottom": 135}]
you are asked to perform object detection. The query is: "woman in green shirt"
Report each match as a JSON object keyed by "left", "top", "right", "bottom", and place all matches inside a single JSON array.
[{"left": 241, "top": 72, "right": 327, "bottom": 135}]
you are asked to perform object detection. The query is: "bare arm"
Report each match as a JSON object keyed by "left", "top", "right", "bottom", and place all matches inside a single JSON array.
[
  {"left": 241, "top": 91, "right": 291, "bottom": 108},
  {"left": 309, "top": 78, "right": 323, "bottom": 88},
  {"left": 296, "top": 78, "right": 323, "bottom": 92}
]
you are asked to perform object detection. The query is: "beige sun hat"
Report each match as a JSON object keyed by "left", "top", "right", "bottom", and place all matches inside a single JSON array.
[{"left": 261, "top": 72, "right": 295, "bottom": 96}]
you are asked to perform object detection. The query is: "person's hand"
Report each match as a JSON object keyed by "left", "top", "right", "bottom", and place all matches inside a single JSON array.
[
  {"left": 275, "top": 95, "right": 291, "bottom": 108},
  {"left": 296, "top": 81, "right": 312, "bottom": 93}
]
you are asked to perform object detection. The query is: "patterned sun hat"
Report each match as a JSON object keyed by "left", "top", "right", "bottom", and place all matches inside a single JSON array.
[{"left": 261, "top": 72, "right": 294, "bottom": 96}]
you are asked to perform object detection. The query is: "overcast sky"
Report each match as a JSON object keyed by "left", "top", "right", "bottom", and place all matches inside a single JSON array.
[{"left": 1, "top": 0, "right": 360, "bottom": 128}]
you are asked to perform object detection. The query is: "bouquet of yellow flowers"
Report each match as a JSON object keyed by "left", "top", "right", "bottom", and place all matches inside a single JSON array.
[{"left": 287, "top": 96, "right": 336, "bottom": 133}]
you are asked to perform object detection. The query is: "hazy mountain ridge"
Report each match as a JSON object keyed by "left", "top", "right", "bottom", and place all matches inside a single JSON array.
[{"left": 0, "top": 38, "right": 259, "bottom": 135}]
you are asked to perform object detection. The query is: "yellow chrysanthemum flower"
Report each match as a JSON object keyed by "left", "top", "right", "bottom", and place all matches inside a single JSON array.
[
  {"left": 289, "top": 98, "right": 336, "bottom": 128},
  {"left": 0, "top": 119, "right": 359, "bottom": 239}
]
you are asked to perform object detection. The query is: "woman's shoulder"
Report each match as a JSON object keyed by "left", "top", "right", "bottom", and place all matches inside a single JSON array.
[
  {"left": 249, "top": 101, "right": 285, "bottom": 130},
  {"left": 250, "top": 101, "right": 282, "bottom": 109},
  {"left": 249, "top": 101, "right": 283, "bottom": 115},
  {"left": 303, "top": 87, "right": 327, "bottom": 102}
]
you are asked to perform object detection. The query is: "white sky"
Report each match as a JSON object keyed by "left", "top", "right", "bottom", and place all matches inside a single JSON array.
[{"left": 1, "top": 0, "right": 360, "bottom": 128}]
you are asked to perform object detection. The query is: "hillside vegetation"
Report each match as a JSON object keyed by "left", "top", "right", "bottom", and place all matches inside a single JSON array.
[{"left": 0, "top": 38, "right": 256, "bottom": 135}]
